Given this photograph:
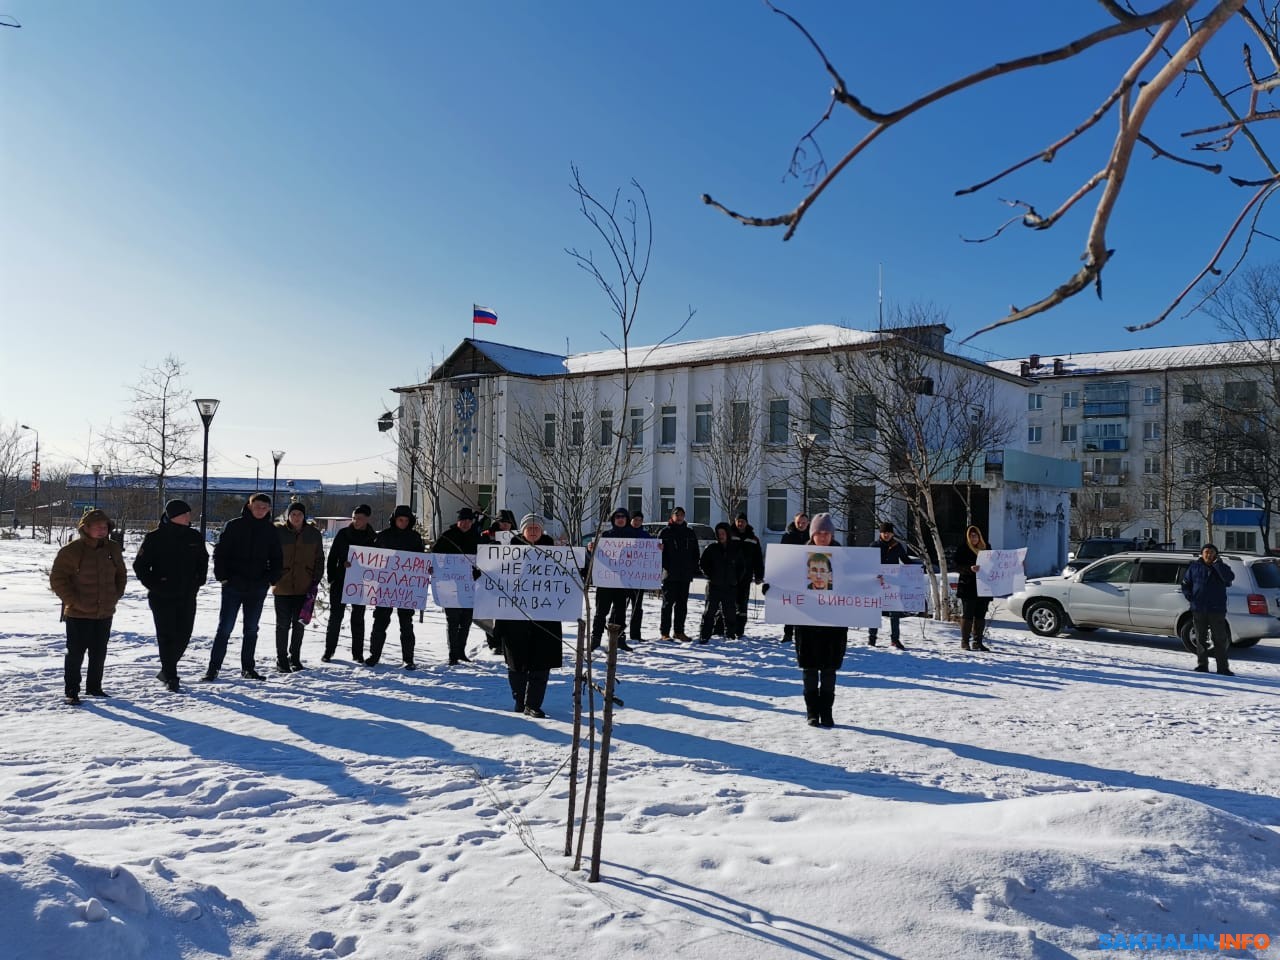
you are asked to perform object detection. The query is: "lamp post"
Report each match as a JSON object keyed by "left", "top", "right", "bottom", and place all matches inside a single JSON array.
[
  {"left": 195, "top": 399, "right": 219, "bottom": 538},
  {"left": 244, "top": 454, "right": 260, "bottom": 492},
  {"left": 20, "top": 424, "right": 38, "bottom": 541},
  {"left": 92, "top": 463, "right": 102, "bottom": 509},
  {"left": 271, "top": 450, "right": 285, "bottom": 506},
  {"left": 796, "top": 432, "right": 817, "bottom": 516}
]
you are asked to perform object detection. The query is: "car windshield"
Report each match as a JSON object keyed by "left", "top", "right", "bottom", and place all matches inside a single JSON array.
[{"left": 1250, "top": 559, "right": 1280, "bottom": 589}]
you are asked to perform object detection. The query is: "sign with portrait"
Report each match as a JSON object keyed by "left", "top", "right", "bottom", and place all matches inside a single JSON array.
[{"left": 763, "top": 545, "right": 883, "bottom": 627}]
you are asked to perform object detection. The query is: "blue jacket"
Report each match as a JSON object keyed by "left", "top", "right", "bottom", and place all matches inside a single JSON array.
[{"left": 1181, "top": 558, "right": 1235, "bottom": 613}]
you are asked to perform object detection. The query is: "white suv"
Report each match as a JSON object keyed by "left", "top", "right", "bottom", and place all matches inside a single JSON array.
[{"left": 1007, "top": 551, "right": 1280, "bottom": 650}]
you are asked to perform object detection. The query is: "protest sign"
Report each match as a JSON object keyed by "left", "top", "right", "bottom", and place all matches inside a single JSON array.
[
  {"left": 976, "top": 547, "right": 1027, "bottom": 597},
  {"left": 474, "top": 543, "right": 586, "bottom": 620},
  {"left": 879, "top": 564, "right": 929, "bottom": 613},
  {"left": 589, "top": 537, "right": 662, "bottom": 590},
  {"left": 343, "top": 545, "right": 430, "bottom": 610},
  {"left": 429, "top": 553, "right": 476, "bottom": 608},
  {"left": 762, "top": 544, "right": 883, "bottom": 627}
]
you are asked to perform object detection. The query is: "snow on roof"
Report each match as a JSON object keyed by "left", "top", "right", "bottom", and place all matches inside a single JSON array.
[
  {"left": 988, "top": 339, "right": 1280, "bottom": 378},
  {"left": 563, "top": 324, "right": 882, "bottom": 374}
]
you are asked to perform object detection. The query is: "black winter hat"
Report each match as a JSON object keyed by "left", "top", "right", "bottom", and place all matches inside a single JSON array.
[
  {"left": 392, "top": 504, "right": 415, "bottom": 522},
  {"left": 631, "top": 510, "right": 644, "bottom": 520},
  {"left": 879, "top": 521, "right": 896, "bottom": 534},
  {"left": 736, "top": 512, "right": 748, "bottom": 521},
  {"left": 611, "top": 506, "right": 630, "bottom": 521},
  {"left": 456, "top": 507, "right": 477, "bottom": 521},
  {"left": 288, "top": 501, "right": 306, "bottom": 516},
  {"left": 165, "top": 499, "right": 192, "bottom": 520},
  {"left": 353, "top": 503, "right": 373, "bottom": 517},
  {"left": 249, "top": 493, "right": 272, "bottom": 505}
]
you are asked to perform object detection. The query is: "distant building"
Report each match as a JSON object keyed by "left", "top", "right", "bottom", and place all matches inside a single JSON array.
[{"left": 67, "top": 474, "right": 324, "bottom": 524}]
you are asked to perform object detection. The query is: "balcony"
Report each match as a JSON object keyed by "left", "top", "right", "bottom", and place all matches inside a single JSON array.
[
  {"left": 1083, "top": 437, "right": 1128, "bottom": 452},
  {"left": 1083, "top": 401, "right": 1130, "bottom": 418}
]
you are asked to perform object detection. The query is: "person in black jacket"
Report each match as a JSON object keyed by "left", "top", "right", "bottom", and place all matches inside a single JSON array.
[
  {"left": 868, "top": 521, "right": 917, "bottom": 650},
  {"left": 324, "top": 503, "right": 378, "bottom": 663},
  {"left": 202, "top": 493, "right": 284, "bottom": 681},
  {"left": 587, "top": 507, "right": 639, "bottom": 652},
  {"left": 620, "top": 511, "right": 651, "bottom": 641},
  {"left": 133, "top": 499, "right": 209, "bottom": 692},
  {"left": 1181, "top": 543, "right": 1236, "bottom": 675},
  {"left": 658, "top": 506, "right": 700, "bottom": 641},
  {"left": 728, "top": 513, "right": 765, "bottom": 637},
  {"left": 791, "top": 513, "right": 847, "bottom": 727},
  {"left": 493, "top": 514, "right": 565, "bottom": 717},
  {"left": 954, "top": 524, "right": 994, "bottom": 652},
  {"left": 367, "top": 504, "right": 425, "bottom": 669},
  {"left": 699, "top": 522, "right": 745, "bottom": 642},
  {"left": 431, "top": 506, "right": 486, "bottom": 664},
  {"left": 779, "top": 512, "right": 810, "bottom": 644}
]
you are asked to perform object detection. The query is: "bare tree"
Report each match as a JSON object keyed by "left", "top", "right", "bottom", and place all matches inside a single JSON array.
[
  {"left": 104, "top": 356, "right": 197, "bottom": 515},
  {"left": 0, "top": 419, "right": 27, "bottom": 530},
  {"left": 703, "top": 1, "right": 1280, "bottom": 337},
  {"left": 796, "top": 309, "right": 1017, "bottom": 616},
  {"left": 695, "top": 368, "right": 763, "bottom": 523}
]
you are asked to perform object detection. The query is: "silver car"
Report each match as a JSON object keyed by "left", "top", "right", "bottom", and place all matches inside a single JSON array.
[{"left": 1007, "top": 551, "right": 1280, "bottom": 650}]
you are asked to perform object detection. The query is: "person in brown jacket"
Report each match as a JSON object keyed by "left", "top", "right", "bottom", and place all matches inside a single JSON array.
[
  {"left": 49, "top": 509, "right": 128, "bottom": 705},
  {"left": 273, "top": 501, "right": 325, "bottom": 672}
]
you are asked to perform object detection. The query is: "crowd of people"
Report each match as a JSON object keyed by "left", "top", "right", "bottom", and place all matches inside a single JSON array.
[{"left": 46, "top": 494, "right": 1237, "bottom": 719}]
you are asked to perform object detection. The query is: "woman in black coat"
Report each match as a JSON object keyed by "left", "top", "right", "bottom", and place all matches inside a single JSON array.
[
  {"left": 493, "top": 514, "right": 566, "bottom": 718},
  {"left": 953, "top": 524, "right": 993, "bottom": 652},
  {"left": 779, "top": 512, "right": 810, "bottom": 643},
  {"left": 791, "top": 513, "right": 848, "bottom": 727}
]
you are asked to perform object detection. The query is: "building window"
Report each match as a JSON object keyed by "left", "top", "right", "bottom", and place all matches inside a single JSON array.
[
  {"left": 477, "top": 484, "right": 495, "bottom": 515},
  {"left": 1183, "top": 457, "right": 1202, "bottom": 476},
  {"left": 768, "top": 398, "right": 789, "bottom": 444},
  {"left": 1225, "top": 380, "right": 1259, "bottom": 408},
  {"left": 599, "top": 487, "right": 611, "bottom": 523},
  {"left": 1143, "top": 386, "right": 1162, "bottom": 405},
  {"left": 1182, "top": 419, "right": 1202, "bottom": 440},
  {"left": 809, "top": 397, "right": 832, "bottom": 441},
  {"left": 1181, "top": 528, "right": 1202, "bottom": 549},
  {"left": 1061, "top": 424, "right": 1078, "bottom": 443},
  {"left": 694, "top": 403, "right": 712, "bottom": 445},
  {"left": 851, "top": 394, "right": 875, "bottom": 443},
  {"left": 1062, "top": 391, "right": 1079, "bottom": 408},
  {"left": 1225, "top": 530, "right": 1258, "bottom": 552},
  {"left": 1143, "top": 421, "right": 1161, "bottom": 441},
  {"left": 766, "top": 488, "right": 788, "bottom": 532},
  {"left": 659, "top": 487, "right": 675, "bottom": 519},
  {"left": 692, "top": 486, "right": 711, "bottom": 526},
  {"left": 599, "top": 410, "right": 613, "bottom": 447},
  {"left": 1181, "top": 492, "right": 1197, "bottom": 512},
  {"left": 543, "top": 413, "right": 556, "bottom": 449},
  {"left": 731, "top": 400, "right": 750, "bottom": 443},
  {"left": 570, "top": 411, "right": 585, "bottom": 447},
  {"left": 411, "top": 420, "right": 421, "bottom": 449},
  {"left": 1028, "top": 426, "right": 1042, "bottom": 443},
  {"left": 1143, "top": 456, "right": 1160, "bottom": 475},
  {"left": 1143, "top": 493, "right": 1160, "bottom": 510},
  {"left": 541, "top": 484, "right": 555, "bottom": 519},
  {"left": 808, "top": 488, "right": 830, "bottom": 516},
  {"left": 660, "top": 405, "right": 677, "bottom": 446},
  {"left": 630, "top": 408, "right": 644, "bottom": 448},
  {"left": 1028, "top": 393, "right": 1044, "bottom": 410},
  {"left": 1101, "top": 492, "right": 1123, "bottom": 509},
  {"left": 1182, "top": 382, "right": 1203, "bottom": 404},
  {"left": 1141, "top": 527, "right": 1158, "bottom": 541},
  {"left": 627, "top": 486, "right": 643, "bottom": 517},
  {"left": 732, "top": 489, "right": 749, "bottom": 522}
]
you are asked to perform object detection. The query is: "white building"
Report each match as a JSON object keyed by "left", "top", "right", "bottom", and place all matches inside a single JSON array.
[
  {"left": 390, "top": 324, "right": 1079, "bottom": 575},
  {"left": 990, "top": 339, "right": 1277, "bottom": 554}
]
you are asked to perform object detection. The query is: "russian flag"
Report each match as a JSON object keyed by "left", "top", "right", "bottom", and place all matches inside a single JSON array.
[{"left": 473, "top": 304, "right": 498, "bottom": 325}]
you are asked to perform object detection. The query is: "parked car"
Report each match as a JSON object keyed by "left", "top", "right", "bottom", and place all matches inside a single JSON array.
[
  {"left": 1062, "top": 537, "right": 1172, "bottom": 576},
  {"left": 1008, "top": 551, "right": 1280, "bottom": 650}
]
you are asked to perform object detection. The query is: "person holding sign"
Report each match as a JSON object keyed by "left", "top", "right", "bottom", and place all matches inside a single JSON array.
[
  {"left": 954, "top": 524, "right": 994, "bottom": 652},
  {"left": 779, "top": 512, "right": 810, "bottom": 644},
  {"left": 699, "top": 523, "right": 746, "bottom": 642},
  {"left": 323, "top": 504, "right": 378, "bottom": 663},
  {"left": 431, "top": 507, "right": 485, "bottom": 665},
  {"left": 658, "top": 506, "right": 700, "bottom": 642},
  {"left": 493, "top": 514, "right": 566, "bottom": 718},
  {"left": 366, "top": 505, "right": 425, "bottom": 669},
  {"left": 868, "top": 521, "right": 918, "bottom": 650},
  {"left": 620, "top": 511, "right": 651, "bottom": 642},
  {"left": 587, "top": 507, "right": 639, "bottom": 653}
]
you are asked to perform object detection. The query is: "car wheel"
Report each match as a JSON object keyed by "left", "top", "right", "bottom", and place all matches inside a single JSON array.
[
  {"left": 1231, "top": 636, "right": 1260, "bottom": 649},
  {"left": 1024, "top": 599, "right": 1065, "bottom": 637}
]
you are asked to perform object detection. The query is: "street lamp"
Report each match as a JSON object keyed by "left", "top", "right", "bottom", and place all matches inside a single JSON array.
[
  {"left": 92, "top": 463, "right": 102, "bottom": 510},
  {"left": 195, "top": 399, "right": 219, "bottom": 538},
  {"left": 20, "top": 424, "right": 39, "bottom": 541},
  {"left": 271, "top": 450, "right": 285, "bottom": 505},
  {"left": 796, "top": 432, "right": 817, "bottom": 516},
  {"left": 244, "top": 454, "right": 260, "bottom": 492}
]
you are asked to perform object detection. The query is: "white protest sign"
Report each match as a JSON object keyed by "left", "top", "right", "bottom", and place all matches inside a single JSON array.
[
  {"left": 344, "top": 545, "right": 430, "bottom": 610},
  {"left": 763, "top": 544, "right": 883, "bottom": 627},
  {"left": 879, "top": 564, "right": 929, "bottom": 613},
  {"left": 491, "top": 530, "right": 514, "bottom": 545},
  {"left": 589, "top": 537, "right": 662, "bottom": 590},
  {"left": 429, "top": 553, "right": 476, "bottom": 609},
  {"left": 976, "top": 547, "right": 1027, "bottom": 597},
  {"left": 474, "top": 543, "right": 586, "bottom": 621}
]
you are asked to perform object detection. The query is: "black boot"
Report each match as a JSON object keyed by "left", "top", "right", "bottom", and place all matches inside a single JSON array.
[
  {"left": 818, "top": 689, "right": 835, "bottom": 728},
  {"left": 960, "top": 618, "right": 973, "bottom": 651},
  {"left": 803, "top": 691, "right": 820, "bottom": 727},
  {"left": 971, "top": 618, "right": 991, "bottom": 652}
]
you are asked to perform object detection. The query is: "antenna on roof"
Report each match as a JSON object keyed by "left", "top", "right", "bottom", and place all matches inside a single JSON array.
[{"left": 877, "top": 263, "right": 884, "bottom": 331}]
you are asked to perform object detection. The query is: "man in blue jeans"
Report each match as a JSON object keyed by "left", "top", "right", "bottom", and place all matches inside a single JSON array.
[
  {"left": 1181, "top": 543, "right": 1236, "bottom": 676},
  {"left": 202, "top": 494, "right": 284, "bottom": 681}
]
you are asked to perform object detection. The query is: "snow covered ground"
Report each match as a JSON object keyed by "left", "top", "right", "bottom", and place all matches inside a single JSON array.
[{"left": 2, "top": 535, "right": 1279, "bottom": 959}]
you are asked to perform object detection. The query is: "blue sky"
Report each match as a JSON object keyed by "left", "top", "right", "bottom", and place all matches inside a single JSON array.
[{"left": 1, "top": 1, "right": 1265, "bottom": 484}]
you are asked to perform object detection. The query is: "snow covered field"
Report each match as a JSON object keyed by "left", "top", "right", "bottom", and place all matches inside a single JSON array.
[{"left": 2, "top": 535, "right": 1279, "bottom": 959}]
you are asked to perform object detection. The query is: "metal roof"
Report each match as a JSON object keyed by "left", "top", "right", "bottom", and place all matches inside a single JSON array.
[{"left": 988, "top": 339, "right": 1280, "bottom": 377}]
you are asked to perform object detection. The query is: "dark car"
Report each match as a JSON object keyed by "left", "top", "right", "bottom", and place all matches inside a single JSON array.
[{"left": 1063, "top": 537, "right": 1171, "bottom": 576}]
